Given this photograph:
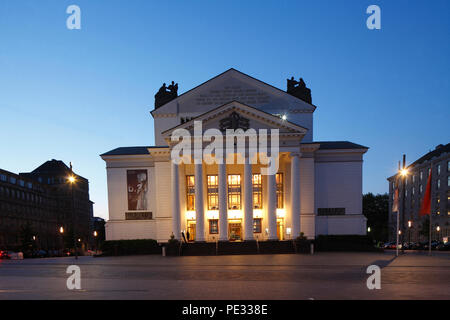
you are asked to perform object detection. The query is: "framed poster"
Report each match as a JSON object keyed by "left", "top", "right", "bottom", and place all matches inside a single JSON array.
[{"left": 127, "top": 169, "right": 148, "bottom": 211}]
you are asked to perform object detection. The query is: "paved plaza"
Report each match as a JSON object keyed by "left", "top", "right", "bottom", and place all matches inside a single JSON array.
[{"left": 0, "top": 251, "right": 449, "bottom": 300}]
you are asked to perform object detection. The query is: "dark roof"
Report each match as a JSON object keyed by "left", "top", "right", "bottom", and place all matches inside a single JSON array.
[
  {"left": 100, "top": 146, "right": 168, "bottom": 157},
  {"left": 102, "top": 141, "right": 367, "bottom": 157},
  {"left": 304, "top": 141, "right": 369, "bottom": 150},
  {"left": 31, "top": 159, "right": 70, "bottom": 174},
  {"left": 408, "top": 143, "right": 450, "bottom": 168}
]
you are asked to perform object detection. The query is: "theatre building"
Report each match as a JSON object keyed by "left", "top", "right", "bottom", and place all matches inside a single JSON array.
[{"left": 101, "top": 69, "right": 368, "bottom": 242}]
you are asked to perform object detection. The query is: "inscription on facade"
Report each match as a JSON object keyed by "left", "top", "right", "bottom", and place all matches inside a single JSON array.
[
  {"left": 317, "top": 208, "right": 346, "bottom": 216},
  {"left": 195, "top": 86, "right": 270, "bottom": 106},
  {"left": 125, "top": 211, "right": 153, "bottom": 220}
]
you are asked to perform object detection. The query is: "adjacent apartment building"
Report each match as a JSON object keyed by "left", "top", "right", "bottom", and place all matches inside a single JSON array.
[
  {"left": 0, "top": 160, "right": 94, "bottom": 251},
  {"left": 388, "top": 143, "right": 450, "bottom": 242}
]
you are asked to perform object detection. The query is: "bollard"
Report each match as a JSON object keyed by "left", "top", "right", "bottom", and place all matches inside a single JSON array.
[
  {"left": 310, "top": 243, "right": 314, "bottom": 255},
  {"left": 162, "top": 246, "right": 166, "bottom": 257}
]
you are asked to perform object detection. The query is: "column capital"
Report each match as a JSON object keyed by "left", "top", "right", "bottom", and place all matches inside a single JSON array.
[{"left": 289, "top": 152, "right": 302, "bottom": 159}]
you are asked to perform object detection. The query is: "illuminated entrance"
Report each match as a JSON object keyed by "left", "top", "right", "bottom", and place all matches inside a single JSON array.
[
  {"left": 228, "top": 221, "right": 242, "bottom": 241},
  {"left": 277, "top": 218, "right": 284, "bottom": 240},
  {"left": 187, "top": 221, "right": 196, "bottom": 242}
]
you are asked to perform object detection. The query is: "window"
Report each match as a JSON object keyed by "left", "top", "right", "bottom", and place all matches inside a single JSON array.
[
  {"left": 209, "top": 219, "right": 218, "bottom": 234},
  {"left": 252, "top": 174, "right": 262, "bottom": 209},
  {"left": 448, "top": 161, "right": 450, "bottom": 172},
  {"left": 437, "top": 164, "right": 441, "bottom": 175},
  {"left": 228, "top": 174, "right": 241, "bottom": 209},
  {"left": 207, "top": 175, "right": 219, "bottom": 210},
  {"left": 412, "top": 175, "right": 416, "bottom": 184},
  {"left": 27, "top": 182, "right": 32, "bottom": 189},
  {"left": 9, "top": 177, "right": 16, "bottom": 184},
  {"left": 186, "top": 175, "right": 195, "bottom": 211},
  {"left": 412, "top": 187, "right": 415, "bottom": 195},
  {"left": 253, "top": 218, "right": 262, "bottom": 233},
  {"left": 276, "top": 173, "right": 284, "bottom": 209},
  {"left": 448, "top": 176, "right": 450, "bottom": 187},
  {"left": 420, "top": 171, "right": 423, "bottom": 181},
  {"left": 18, "top": 180, "right": 25, "bottom": 187},
  {"left": 437, "top": 179, "right": 440, "bottom": 189},
  {"left": 0, "top": 174, "right": 6, "bottom": 182}
]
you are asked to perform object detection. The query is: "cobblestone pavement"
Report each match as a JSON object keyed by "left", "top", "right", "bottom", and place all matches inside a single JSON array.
[{"left": 0, "top": 251, "right": 449, "bottom": 299}]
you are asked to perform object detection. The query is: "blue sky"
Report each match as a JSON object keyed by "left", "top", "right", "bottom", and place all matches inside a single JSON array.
[{"left": 1, "top": 0, "right": 449, "bottom": 219}]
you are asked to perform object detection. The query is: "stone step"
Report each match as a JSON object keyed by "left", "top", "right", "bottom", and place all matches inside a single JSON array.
[{"left": 180, "top": 240, "right": 297, "bottom": 256}]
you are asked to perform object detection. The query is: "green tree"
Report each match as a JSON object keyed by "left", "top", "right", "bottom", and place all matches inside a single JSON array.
[
  {"left": 363, "top": 193, "right": 389, "bottom": 242},
  {"left": 419, "top": 215, "right": 430, "bottom": 239},
  {"left": 19, "top": 222, "right": 37, "bottom": 253}
]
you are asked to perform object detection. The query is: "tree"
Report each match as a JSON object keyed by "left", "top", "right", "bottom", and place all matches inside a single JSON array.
[
  {"left": 419, "top": 215, "right": 430, "bottom": 239},
  {"left": 19, "top": 222, "right": 37, "bottom": 253},
  {"left": 363, "top": 193, "right": 389, "bottom": 242}
]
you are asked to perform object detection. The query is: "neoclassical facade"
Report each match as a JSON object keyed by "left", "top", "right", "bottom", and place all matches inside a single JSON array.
[{"left": 101, "top": 69, "right": 368, "bottom": 242}]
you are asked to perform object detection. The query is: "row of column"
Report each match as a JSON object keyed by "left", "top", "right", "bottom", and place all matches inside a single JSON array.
[{"left": 171, "top": 153, "right": 301, "bottom": 241}]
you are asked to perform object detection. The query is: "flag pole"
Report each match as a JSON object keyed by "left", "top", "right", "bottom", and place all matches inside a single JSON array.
[
  {"left": 429, "top": 164, "right": 432, "bottom": 256},
  {"left": 396, "top": 161, "right": 400, "bottom": 257}
]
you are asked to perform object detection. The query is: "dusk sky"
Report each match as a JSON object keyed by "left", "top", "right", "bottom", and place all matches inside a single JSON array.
[{"left": 1, "top": 0, "right": 449, "bottom": 220}]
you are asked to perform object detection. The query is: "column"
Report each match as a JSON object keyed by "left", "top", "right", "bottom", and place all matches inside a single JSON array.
[
  {"left": 267, "top": 172, "right": 278, "bottom": 240},
  {"left": 290, "top": 153, "right": 301, "bottom": 239},
  {"left": 244, "top": 157, "right": 254, "bottom": 240},
  {"left": 195, "top": 162, "right": 205, "bottom": 242},
  {"left": 171, "top": 162, "right": 181, "bottom": 239},
  {"left": 218, "top": 160, "right": 228, "bottom": 241}
]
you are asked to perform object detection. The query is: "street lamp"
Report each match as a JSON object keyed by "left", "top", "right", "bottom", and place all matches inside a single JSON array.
[
  {"left": 68, "top": 163, "right": 77, "bottom": 260},
  {"left": 59, "top": 226, "right": 64, "bottom": 256},
  {"left": 367, "top": 227, "right": 371, "bottom": 233},
  {"left": 93, "top": 231, "right": 98, "bottom": 254},
  {"left": 407, "top": 220, "right": 412, "bottom": 247},
  {"left": 396, "top": 155, "right": 408, "bottom": 256}
]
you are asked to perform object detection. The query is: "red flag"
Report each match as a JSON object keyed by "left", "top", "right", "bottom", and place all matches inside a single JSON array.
[
  {"left": 419, "top": 168, "right": 432, "bottom": 216},
  {"left": 392, "top": 188, "right": 399, "bottom": 212}
]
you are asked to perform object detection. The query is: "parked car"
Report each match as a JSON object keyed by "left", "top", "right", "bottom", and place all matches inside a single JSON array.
[
  {"left": 0, "top": 251, "right": 11, "bottom": 259},
  {"left": 437, "top": 242, "right": 450, "bottom": 251}
]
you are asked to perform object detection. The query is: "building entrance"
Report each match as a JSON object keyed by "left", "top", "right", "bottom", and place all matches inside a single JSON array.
[
  {"left": 228, "top": 221, "right": 242, "bottom": 241},
  {"left": 187, "top": 221, "right": 196, "bottom": 242}
]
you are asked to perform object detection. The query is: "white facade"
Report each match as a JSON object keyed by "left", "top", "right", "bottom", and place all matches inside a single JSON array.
[{"left": 101, "top": 69, "right": 368, "bottom": 242}]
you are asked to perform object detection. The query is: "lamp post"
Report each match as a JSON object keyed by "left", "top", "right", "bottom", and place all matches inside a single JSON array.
[
  {"left": 93, "top": 231, "right": 98, "bottom": 254},
  {"left": 59, "top": 226, "right": 64, "bottom": 256},
  {"left": 68, "top": 163, "right": 77, "bottom": 260},
  {"left": 408, "top": 220, "right": 412, "bottom": 249},
  {"left": 395, "top": 155, "right": 408, "bottom": 256}
]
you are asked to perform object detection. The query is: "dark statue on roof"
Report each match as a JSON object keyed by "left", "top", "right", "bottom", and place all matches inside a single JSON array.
[
  {"left": 287, "top": 76, "right": 312, "bottom": 104},
  {"left": 220, "top": 112, "right": 250, "bottom": 132},
  {"left": 155, "top": 81, "right": 178, "bottom": 108}
]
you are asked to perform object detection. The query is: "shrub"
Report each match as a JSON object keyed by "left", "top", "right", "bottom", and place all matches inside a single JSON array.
[
  {"left": 100, "top": 239, "right": 160, "bottom": 256},
  {"left": 314, "top": 235, "right": 380, "bottom": 252}
]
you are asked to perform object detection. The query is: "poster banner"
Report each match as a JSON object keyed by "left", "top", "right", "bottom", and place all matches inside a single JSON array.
[{"left": 127, "top": 170, "right": 148, "bottom": 211}]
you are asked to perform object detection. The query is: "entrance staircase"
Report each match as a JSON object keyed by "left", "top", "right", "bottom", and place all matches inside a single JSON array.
[{"left": 179, "top": 240, "right": 297, "bottom": 256}]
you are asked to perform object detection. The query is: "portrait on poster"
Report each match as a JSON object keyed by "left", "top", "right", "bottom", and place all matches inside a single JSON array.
[{"left": 127, "top": 170, "right": 148, "bottom": 211}]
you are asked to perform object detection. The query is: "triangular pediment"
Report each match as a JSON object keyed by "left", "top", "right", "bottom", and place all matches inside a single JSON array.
[
  {"left": 162, "top": 101, "right": 308, "bottom": 141},
  {"left": 151, "top": 68, "right": 316, "bottom": 117}
]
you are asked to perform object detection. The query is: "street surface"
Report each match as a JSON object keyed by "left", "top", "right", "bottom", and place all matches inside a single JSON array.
[{"left": 0, "top": 251, "right": 448, "bottom": 299}]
